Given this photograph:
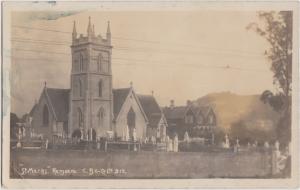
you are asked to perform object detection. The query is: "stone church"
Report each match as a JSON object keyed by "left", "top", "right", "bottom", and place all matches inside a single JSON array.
[{"left": 29, "top": 17, "right": 168, "bottom": 142}]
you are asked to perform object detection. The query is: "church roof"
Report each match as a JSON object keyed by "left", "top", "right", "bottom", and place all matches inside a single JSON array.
[
  {"left": 45, "top": 88, "right": 70, "bottom": 122},
  {"left": 137, "top": 94, "right": 162, "bottom": 128},
  {"left": 29, "top": 104, "right": 37, "bottom": 116},
  {"left": 112, "top": 88, "right": 131, "bottom": 118},
  {"left": 32, "top": 86, "right": 164, "bottom": 127}
]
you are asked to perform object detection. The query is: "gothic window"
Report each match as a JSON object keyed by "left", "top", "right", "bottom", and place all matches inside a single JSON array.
[
  {"left": 127, "top": 108, "right": 136, "bottom": 127},
  {"left": 43, "top": 105, "right": 49, "bottom": 127},
  {"left": 98, "top": 80, "right": 102, "bottom": 97},
  {"left": 97, "top": 107, "right": 105, "bottom": 127},
  {"left": 97, "top": 54, "right": 102, "bottom": 72},
  {"left": 79, "top": 53, "right": 84, "bottom": 71},
  {"left": 79, "top": 79, "right": 83, "bottom": 97},
  {"left": 78, "top": 108, "right": 83, "bottom": 128},
  {"left": 198, "top": 115, "right": 203, "bottom": 125},
  {"left": 185, "top": 114, "right": 194, "bottom": 124},
  {"left": 127, "top": 107, "right": 136, "bottom": 138},
  {"left": 208, "top": 114, "right": 215, "bottom": 125}
]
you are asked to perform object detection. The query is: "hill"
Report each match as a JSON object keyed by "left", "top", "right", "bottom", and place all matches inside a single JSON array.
[{"left": 194, "top": 92, "right": 280, "bottom": 132}]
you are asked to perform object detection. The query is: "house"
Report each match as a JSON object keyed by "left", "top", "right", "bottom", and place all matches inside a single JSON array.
[
  {"left": 163, "top": 100, "right": 217, "bottom": 142},
  {"left": 28, "top": 17, "right": 167, "bottom": 143}
]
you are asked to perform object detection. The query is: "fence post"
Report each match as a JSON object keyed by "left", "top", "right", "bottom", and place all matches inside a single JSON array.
[{"left": 271, "top": 141, "right": 280, "bottom": 175}]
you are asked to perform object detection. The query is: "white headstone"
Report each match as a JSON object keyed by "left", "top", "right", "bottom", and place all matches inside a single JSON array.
[
  {"left": 125, "top": 125, "right": 130, "bottom": 141},
  {"left": 80, "top": 128, "right": 83, "bottom": 140},
  {"left": 169, "top": 139, "right": 173, "bottom": 152},
  {"left": 184, "top": 131, "right": 190, "bottom": 143},
  {"left": 166, "top": 136, "right": 170, "bottom": 151},
  {"left": 236, "top": 138, "right": 240, "bottom": 147},
  {"left": 45, "top": 139, "right": 49, "bottom": 149},
  {"left": 248, "top": 142, "right": 251, "bottom": 148},
  {"left": 133, "top": 128, "right": 137, "bottom": 142},
  {"left": 264, "top": 141, "right": 270, "bottom": 148},
  {"left": 275, "top": 140, "right": 280, "bottom": 150},
  {"left": 173, "top": 135, "right": 178, "bottom": 152},
  {"left": 223, "top": 134, "right": 230, "bottom": 148},
  {"left": 151, "top": 136, "right": 156, "bottom": 144}
]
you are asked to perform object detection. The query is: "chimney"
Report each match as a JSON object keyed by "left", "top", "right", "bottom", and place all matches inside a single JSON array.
[
  {"left": 186, "top": 100, "right": 192, "bottom": 107},
  {"left": 170, "top": 100, "right": 175, "bottom": 109}
]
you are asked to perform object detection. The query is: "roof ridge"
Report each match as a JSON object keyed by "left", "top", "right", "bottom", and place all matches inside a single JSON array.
[
  {"left": 137, "top": 94, "right": 153, "bottom": 97},
  {"left": 46, "top": 87, "right": 70, "bottom": 91},
  {"left": 113, "top": 87, "right": 131, "bottom": 91}
]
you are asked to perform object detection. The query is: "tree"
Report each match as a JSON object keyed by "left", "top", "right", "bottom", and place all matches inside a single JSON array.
[
  {"left": 230, "top": 120, "right": 277, "bottom": 145},
  {"left": 10, "top": 113, "right": 19, "bottom": 139},
  {"left": 247, "top": 11, "right": 292, "bottom": 145}
]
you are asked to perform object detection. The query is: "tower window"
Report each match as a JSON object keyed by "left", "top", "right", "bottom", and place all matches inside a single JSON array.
[
  {"left": 43, "top": 105, "right": 49, "bottom": 127},
  {"left": 97, "top": 107, "right": 105, "bottom": 127},
  {"left": 79, "top": 53, "right": 83, "bottom": 71},
  {"left": 79, "top": 79, "right": 83, "bottom": 97},
  {"left": 98, "top": 80, "right": 102, "bottom": 97},
  {"left": 97, "top": 54, "right": 102, "bottom": 72}
]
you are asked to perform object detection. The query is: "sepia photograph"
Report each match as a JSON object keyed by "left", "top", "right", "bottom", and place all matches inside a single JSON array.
[{"left": 1, "top": 1, "right": 299, "bottom": 188}]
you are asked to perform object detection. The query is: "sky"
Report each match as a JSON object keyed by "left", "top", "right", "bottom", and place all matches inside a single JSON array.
[{"left": 9, "top": 10, "right": 274, "bottom": 117}]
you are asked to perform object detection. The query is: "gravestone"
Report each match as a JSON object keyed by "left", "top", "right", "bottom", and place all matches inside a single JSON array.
[{"left": 173, "top": 135, "right": 178, "bottom": 152}]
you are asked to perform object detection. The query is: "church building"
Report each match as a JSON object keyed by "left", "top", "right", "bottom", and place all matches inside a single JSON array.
[{"left": 29, "top": 17, "right": 168, "bottom": 142}]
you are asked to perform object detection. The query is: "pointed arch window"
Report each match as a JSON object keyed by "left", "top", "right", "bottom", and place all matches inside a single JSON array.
[
  {"left": 79, "top": 79, "right": 83, "bottom": 97},
  {"left": 43, "top": 105, "right": 49, "bottom": 127},
  {"left": 98, "top": 80, "right": 102, "bottom": 97},
  {"left": 97, "top": 107, "right": 105, "bottom": 127},
  {"left": 79, "top": 53, "right": 84, "bottom": 71},
  {"left": 127, "top": 107, "right": 136, "bottom": 140},
  {"left": 78, "top": 108, "right": 83, "bottom": 128},
  {"left": 97, "top": 54, "right": 102, "bottom": 72},
  {"left": 127, "top": 107, "right": 136, "bottom": 129},
  {"left": 208, "top": 114, "right": 215, "bottom": 125}
]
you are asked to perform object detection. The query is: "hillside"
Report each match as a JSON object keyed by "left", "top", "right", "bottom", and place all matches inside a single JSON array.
[{"left": 194, "top": 92, "right": 280, "bottom": 132}]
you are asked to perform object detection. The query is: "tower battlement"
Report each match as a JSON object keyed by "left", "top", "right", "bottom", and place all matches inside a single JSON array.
[{"left": 72, "top": 17, "right": 111, "bottom": 46}]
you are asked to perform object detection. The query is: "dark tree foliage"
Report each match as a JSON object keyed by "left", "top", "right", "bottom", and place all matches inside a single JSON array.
[
  {"left": 247, "top": 11, "right": 292, "bottom": 145},
  {"left": 10, "top": 113, "right": 19, "bottom": 139},
  {"left": 230, "top": 120, "right": 276, "bottom": 145}
]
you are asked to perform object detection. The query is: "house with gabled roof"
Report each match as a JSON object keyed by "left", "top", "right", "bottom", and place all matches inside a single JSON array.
[{"left": 163, "top": 100, "right": 217, "bottom": 142}]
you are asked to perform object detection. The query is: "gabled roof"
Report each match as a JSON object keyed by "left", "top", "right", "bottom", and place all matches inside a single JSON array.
[
  {"left": 45, "top": 88, "right": 70, "bottom": 122},
  {"left": 29, "top": 104, "right": 37, "bottom": 116},
  {"left": 112, "top": 88, "right": 131, "bottom": 118},
  {"left": 148, "top": 114, "right": 162, "bottom": 128},
  {"left": 163, "top": 105, "right": 214, "bottom": 121},
  {"left": 163, "top": 106, "right": 189, "bottom": 120},
  {"left": 137, "top": 94, "right": 162, "bottom": 128},
  {"left": 192, "top": 106, "right": 213, "bottom": 117}
]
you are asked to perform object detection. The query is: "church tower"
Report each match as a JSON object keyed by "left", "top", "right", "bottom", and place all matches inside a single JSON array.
[{"left": 69, "top": 17, "right": 113, "bottom": 140}]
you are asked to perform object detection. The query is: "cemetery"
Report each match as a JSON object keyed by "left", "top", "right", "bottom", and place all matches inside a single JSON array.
[{"left": 11, "top": 123, "right": 291, "bottom": 179}]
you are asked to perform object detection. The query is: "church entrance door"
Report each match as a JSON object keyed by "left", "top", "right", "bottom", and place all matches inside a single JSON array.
[{"left": 87, "top": 128, "right": 97, "bottom": 141}]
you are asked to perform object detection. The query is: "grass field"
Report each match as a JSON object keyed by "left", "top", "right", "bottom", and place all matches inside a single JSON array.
[{"left": 10, "top": 149, "right": 272, "bottom": 179}]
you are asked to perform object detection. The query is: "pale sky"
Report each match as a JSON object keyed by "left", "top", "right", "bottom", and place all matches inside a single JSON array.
[{"left": 10, "top": 10, "right": 274, "bottom": 116}]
